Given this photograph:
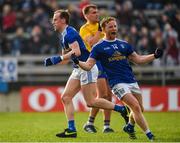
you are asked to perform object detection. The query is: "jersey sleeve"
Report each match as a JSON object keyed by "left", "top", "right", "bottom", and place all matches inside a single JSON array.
[
  {"left": 125, "top": 43, "right": 134, "bottom": 56},
  {"left": 65, "top": 31, "right": 79, "bottom": 44},
  {"left": 89, "top": 45, "right": 99, "bottom": 60}
]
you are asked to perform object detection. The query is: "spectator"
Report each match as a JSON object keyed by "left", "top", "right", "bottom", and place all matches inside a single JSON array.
[
  {"left": 115, "top": 0, "right": 133, "bottom": 26},
  {"left": 128, "top": 25, "right": 140, "bottom": 47},
  {"left": 27, "top": 25, "right": 44, "bottom": 54},
  {"left": 163, "top": 23, "right": 179, "bottom": 66},
  {"left": 11, "top": 27, "right": 26, "bottom": 56},
  {"left": 2, "top": 4, "right": 16, "bottom": 33}
]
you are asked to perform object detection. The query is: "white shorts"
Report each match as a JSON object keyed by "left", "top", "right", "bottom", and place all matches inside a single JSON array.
[
  {"left": 69, "top": 65, "right": 98, "bottom": 85},
  {"left": 112, "top": 82, "right": 141, "bottom": 99}
]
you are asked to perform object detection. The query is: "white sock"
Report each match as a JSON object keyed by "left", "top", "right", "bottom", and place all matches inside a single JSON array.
[
  {"left": 145, "top": 129, "right": 151, "bottom": 134},
  {"left": 87, "top": 122, "right": 94, "bottom": 126},
  {"left": 104, "top": 125, "right": 110, "bottom": 130},
  {"left": 129, "top": 122, "right": 135, "bottom": 126}
]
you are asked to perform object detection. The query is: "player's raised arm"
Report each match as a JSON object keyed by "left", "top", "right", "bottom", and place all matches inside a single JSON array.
[{"left": 128, "top": 48, "right": 163, "bottom": 65}]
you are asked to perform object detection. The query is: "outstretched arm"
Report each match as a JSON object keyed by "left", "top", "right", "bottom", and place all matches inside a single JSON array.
[
  {"left": 128, "top": 48, "right": 163, "bottom": 65},
  {"left": 128, "top": 52, "right": 155, "bottom": 65}
]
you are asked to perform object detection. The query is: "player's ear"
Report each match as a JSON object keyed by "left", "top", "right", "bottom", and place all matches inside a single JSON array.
[
  {"left": 84, "top": 15, "right": 88, "bottom": 21},
  {"left": 61, "top": 18, "right": 66, "bottom": 24}
]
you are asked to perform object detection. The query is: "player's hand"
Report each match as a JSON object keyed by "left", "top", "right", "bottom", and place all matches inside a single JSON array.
[
  {"left": 98, "top": 22, "right": 102, "bottom": 32},
  {"left": 71, "top": 53, "right": 79, "bottom": 64},
  {"left": 154, "top": 48, "right": 163, "bottom": 59},
  {"left": 44, "top": 56, "right": 62, "bottom": 66}
]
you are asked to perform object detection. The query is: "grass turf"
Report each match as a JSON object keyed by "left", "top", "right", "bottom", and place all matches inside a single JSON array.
[{"left": 0, "top": 112, "right": 180, "bottom": 142}]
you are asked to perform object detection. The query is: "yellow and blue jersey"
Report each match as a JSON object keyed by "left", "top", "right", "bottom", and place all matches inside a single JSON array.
[
  {"left": 80, "top": 22, "right": 106, "bottom": 78},
  {"left": 90, "top": 38, "right": 137, "bottom": 88}
]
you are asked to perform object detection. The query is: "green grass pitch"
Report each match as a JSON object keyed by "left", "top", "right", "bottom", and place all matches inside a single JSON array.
[{"left": 0, "top": 112, "right": 180, "bottom": 142}]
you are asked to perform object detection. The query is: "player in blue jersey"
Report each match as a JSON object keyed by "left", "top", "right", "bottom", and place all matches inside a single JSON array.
[
  {"left": 71, "top": 17, "right": 163, "bottom": 141},
  {"left": 44, "top": 10, "right": 129, "bottom": 138},
  {"left": 80, "top": 4, "right": 129, "bottom": 133}
]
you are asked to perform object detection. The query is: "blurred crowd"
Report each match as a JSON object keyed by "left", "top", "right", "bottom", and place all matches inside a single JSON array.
[{"left": 0, "top": 0, "right": 180, "bottom": 66}]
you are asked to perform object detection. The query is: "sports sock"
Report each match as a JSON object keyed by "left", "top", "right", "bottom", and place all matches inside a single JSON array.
[
  {"left": 104, "top": 120, "right": 110, "bottom": 129},
  {"left": 129, "top": 121, "right": 135, "bottom": 126},
  {"left": 126, "top": 123, "right": 134, "bottom": 131},
  {"left": 145, "top": 129, "right": 151, "bottom": 134},
  {"left": 87, "top": 116, "right": 95, "bottom": 125},
  {"left": 145, "top": 129, "right": 154, "bottom": 140},
  {"left": 113, "top": 104, "right": 125, "bottom": 112},
  {"left": 68, "top": 120, "right": 76, "bottom": 131}
]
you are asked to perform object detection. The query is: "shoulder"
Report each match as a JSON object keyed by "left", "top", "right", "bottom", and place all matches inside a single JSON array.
[
  {"left": 65, "top": 26, "right": 79, "bottom": 38},
  {"left": 80, "top": 23, "right": 88, "bottom": 29},
  {"left": 116, "top": 39, "right": 129, "bottom": 44},
  {"left": 80, "top": 23, "right": 91, "bottom": 33},
  {"left": 67, "top": 26, "right": 78, "bottom": 34},
  {"left": 92, "top": 39, "right": 104, "bottom": 49},
  {"left": 116, "top": 39, "right": 132, "bottom": 48}
]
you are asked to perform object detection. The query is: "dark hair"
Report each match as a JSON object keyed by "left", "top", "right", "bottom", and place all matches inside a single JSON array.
[
  {"left": 82, "top": 4, "right": 97, "bottom": 15},
  {"left": 100, "top": 17, "right": 116, "bottom": 29},
  {"left": 54, "top": 9, "right": 70, "bottom": 24}
]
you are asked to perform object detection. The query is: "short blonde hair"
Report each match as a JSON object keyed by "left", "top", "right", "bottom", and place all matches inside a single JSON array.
[
  {"left": 82, "top": 4, "right": 97, "bottom": 15},
  {"left": 100, "top": 17, "right": 116, "bottom": 29}
]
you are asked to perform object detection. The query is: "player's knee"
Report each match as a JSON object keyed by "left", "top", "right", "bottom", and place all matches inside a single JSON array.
[
  {"left": 86, "top": 102, "right": 93, "bottom": 107},
  {"left": 98, "top": 91, "right": 112, "bottom": 101},
  {"left": 100, "top": 95, "right": 112, "bottom": 102},
  {"left": 106, "top": 94, "right": 112, "bottom": 101},
  {"left": 61, "top": 94, "right": 72, "bottom": 104},
  {"left": 132, "top": 102, "right": 141, "bottom": 113},
  {"left": 99, "top": 94, "right": 108, "bottom": 99},
  {"left": 138, "top": 102, "right": 144, "bottom": 112},
  {"left": 86, "top": 99, "right": 95, "bottom": 107},
  {"left": 141, "top": 105, "right": 144, "bottom": 112}
]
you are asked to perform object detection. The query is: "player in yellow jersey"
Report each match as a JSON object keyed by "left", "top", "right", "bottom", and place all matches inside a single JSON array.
[{"left": 80, "top": 4, "right": 129, "bottom": 133}]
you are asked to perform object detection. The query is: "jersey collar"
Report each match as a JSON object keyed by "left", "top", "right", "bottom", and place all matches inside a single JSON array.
[
  {"left": 103, "top": 38, "right": 117, "bottom": 42},
  {"left": 61, "top": 25, "right": 68, "bottom": 37}
]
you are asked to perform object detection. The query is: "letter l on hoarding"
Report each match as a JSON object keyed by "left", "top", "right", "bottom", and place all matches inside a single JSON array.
[
  {"left": 168, "top": 88, "right": 180, "bottom": 111},
  {"left": 142, "top": 88, "right": 164, "bottom": 111}
]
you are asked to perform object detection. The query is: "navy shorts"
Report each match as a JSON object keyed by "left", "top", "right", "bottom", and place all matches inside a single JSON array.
[{"left": 96, "top": 61, "right": 107, "bottom": 79}]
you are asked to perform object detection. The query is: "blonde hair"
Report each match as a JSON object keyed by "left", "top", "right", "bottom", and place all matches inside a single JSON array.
[
  {"left": 100, "top": 17, "right": 116, "bottom": 29},
  {"left": 82, "top": 4, "right": 97, "bottom": 15}
]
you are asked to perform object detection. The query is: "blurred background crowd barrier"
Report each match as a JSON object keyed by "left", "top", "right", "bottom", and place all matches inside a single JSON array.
[{"left": 0, "top": 0, "right": 180, "bottom": 112}]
